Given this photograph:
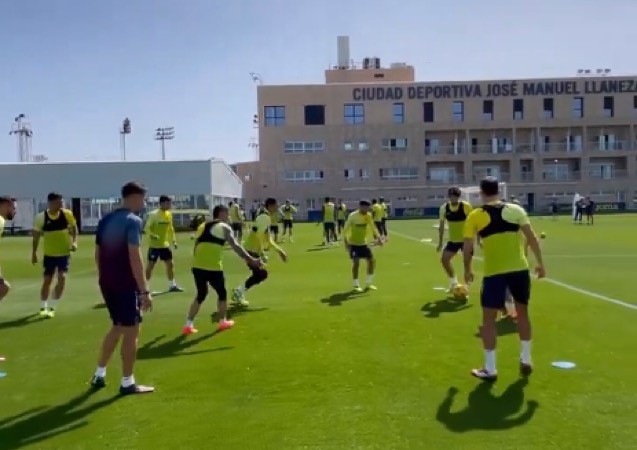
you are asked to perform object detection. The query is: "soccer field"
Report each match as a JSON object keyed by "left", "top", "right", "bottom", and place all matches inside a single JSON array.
[{"left": 1, "top": 216, "right": 636, "bottom": 450}]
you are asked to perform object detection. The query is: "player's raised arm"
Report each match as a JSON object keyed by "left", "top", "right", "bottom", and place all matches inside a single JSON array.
[{"left": 223, "top": 224, "right": 260, "bottom": 267}]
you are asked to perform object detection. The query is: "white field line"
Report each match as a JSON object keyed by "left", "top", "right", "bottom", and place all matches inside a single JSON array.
[{"left": 391, "top": 230, "right": 637, "bottom": 311}]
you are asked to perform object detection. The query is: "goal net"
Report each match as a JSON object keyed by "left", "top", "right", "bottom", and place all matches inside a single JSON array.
[{"left": 461, "top": 182, "right": 508, "bottom": 207}]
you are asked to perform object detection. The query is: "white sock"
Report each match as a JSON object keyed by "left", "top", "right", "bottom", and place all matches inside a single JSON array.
[
  {"left": 521, "top": 340, "right": 532, "bottom": 364},
  {"left": 353, "top": 279, "right": 360, "bottom": 287},
  {"left": 121, "top": 375, "right": 135, "bottom": 388},
  {"left": 186, "top": 319, "right": 194, "bottom": 327},
  {"left": 40, "top": 301, "right": 48, "bottom": 309},
  {"left": 95, "top": 366, "right": 106, "bottom": 378},
  {"left": 50, "top": 299, "right": 60, "bottom": 309},
  {"left": 169, "top": 279, "right": 176, "bottom": 287},
  {"left": 237, "top": 285, "right": 245, "bottom": 293},
  {"left": 485, "top": 350, "right": 497, "bottom": 374},
  {"left": 449, "top": 277, "right": 458, "bottom": 287},
  {"left": 366, "top": 274, "right": 373, "bottom": 285}
]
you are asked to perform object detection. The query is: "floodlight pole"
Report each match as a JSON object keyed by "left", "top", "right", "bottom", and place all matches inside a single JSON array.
[
  {"left": 120, "top": 117, "right": 131, "bottom": 161},
  {"left": 155, "top": 126, "right": 175, "bottom": 161}
]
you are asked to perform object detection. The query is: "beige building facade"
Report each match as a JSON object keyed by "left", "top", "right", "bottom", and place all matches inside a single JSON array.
[{"left": 237, "top": 52, "right": 637, "bottom": 216}]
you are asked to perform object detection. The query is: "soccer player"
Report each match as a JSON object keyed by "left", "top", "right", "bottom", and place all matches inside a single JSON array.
[
  {"left": 280, "top": 199, "right": 297, "bottom": 242},
  {"left": 343, "top": 200, "right": 382, "bottom": 292},
  {"left": 229, "top": 199, "right": 244, "bottom": 241},
  {"left": 585, "top": 196, "right": 595, "bottom": 225},
  {"left": 183, "top": 205, "right": 262, "bottom": 335},
  {"left": 574, "top": 198, "right": 584, "bottom": 224},
  {"left": 436, "top": 187, "right": 473, "bottom": 292},
  {"left": 269, "top": 203, "right": 281, "bottom": 243},
  {"left": 336, "top": 199, "right": 347, "bottom": 236},
  {"left": 144, "top": 195, "right": 183, "bottom": 293},
  {"left": 32, "top": 192, "right": 78, "bottom": 317},
  {"left": 379, "top": 197, "right": 389, "bottom": 238},
  {"left": 371, "top": 199, "right": 384, "bottom": 238},
  {"left": 0, "top": 196, "right": 15, "bottom": 362},
  {"left": 232, "top": 198, "right": 287, "bottom": 305},
  {"left": 322, "top": 197, "right": 337, "bottom": 245},
  {"left": 463, "top": 177, "right": 545, "bottom": 382},
  {"left": 91, "top": 182, "right": 154, "bottom": 395}
]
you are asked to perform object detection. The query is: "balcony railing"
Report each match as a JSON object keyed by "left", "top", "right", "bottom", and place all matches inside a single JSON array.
[
  {"left": 520, "top": 172, "right": 535, "bottom": 182},
  {"left": 541, "top": 170, "right": 581, "bottom": 181},
  {"left": 516, "top": 143, "right": 536, "bottom": 154},
  {"left": 424, "top": 145, "right": 467, "bottom": 156},
  {"left": 587, "top": 140, "right": 630, "bottom": 151},
  {"left": 469, "top": 144, "right": 515, "bottom": 155},
  {"left": 538, "top": 143, "right": 583, "bottom": 153},
  {"left": 426, "top": 174, "right": 466, "bottom": 185},
  {"left": 472, "top": 172, "right": 511, "bottom": 183},
  {"left": 588, "top": 169, "right": 629, "bottom": 180}
]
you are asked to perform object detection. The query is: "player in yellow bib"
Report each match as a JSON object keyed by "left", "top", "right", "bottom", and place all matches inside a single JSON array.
[
  {"left": 0, "top": 196, "right": 16, "bottom": 361},
  {"left": 32, "top": 192, "right": 78, "bottom": 318},
  {"left": 336, "top": 199, "right": 347, "bottom": 236},
  {"left": 232, "top": 197, "right": 287, "bottom": 306},
  {"left": 436, "top": 187, "right": 473, "bottom": 292},
  {"left": 144, "top": 195, "right": 183, "bottom": 293},
  {"left": 343, "top": 200, "right": 382, "bottom": 292},
  {"left": 322, "top": 197, "right": 337, "bottom": 245},
  {"left": 182, "top": 205, "right": 262, "bottom": 335},
  {"left": 463, "top": 177, "right": 545, "bottom": 382},
  {"left": 379, "top": 197, "right": 389, "bottom": 239},
  {"left": 280, "top": 199, "right": 297, "bottom": 242},
  {"left": 371, "top": 199, "right": 385, "bottom": 238},
  {"left": 229, "top": 199, "right": 244, "bottom": 241}
]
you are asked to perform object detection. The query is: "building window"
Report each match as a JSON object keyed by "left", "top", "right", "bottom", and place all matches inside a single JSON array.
[
  {"left": 513, "top": 99, "right": 524, "bottom": 120},
  {"left": 428, "top": 167, "right": 458, "bottom": 183},
  {"left": 393, "top": 103, "right": 405, "bottom": 124},
  {"left": 284, "top": 170, "right": 324, "bottom": 182},
  {"left": 306, "top": 198, "right": 317, "bottom": 210},
  {"left": 452, "top": 101, "right": 464, "bottom": 122},
  {"left": 572, "top": 97, "right": 584, "bottom": 118},
  {"left": 283, "top": 141, "right": 324, "bottom": 153},
  {"left": 381, "top": 138, "right": 408, "bottom": 151},
  {"left": 603, "top": 96, "right": 614, "bottom": 118},
  {"left": 344, "top": 103, "right": 365, "bottom": 124},
  {"left": 358, "top": 141, "right": 369, "bottom": 151},
  {"left": 633, "top": 96, "right": 637, "bottom": 114},
  {"left": 543, "top": 98, "right": 554, "bottom": 119},
  {"left": 304, "top": 105, "right": 325, "bottom": 126},
  {"left": 423, "top": 102, "right": 434, "bottom": 123},
  {"left": 359, "top": 168, "right": 369, "bottom": 180},
  {"left": 483, "top": 100, "right": 494, "bottom": 121},
  {"left": 343, "top": 141, "right": 353, "bottom": 151},
  {"left": 344, "top": 168, "right": 356, "bottom": 180},
  {"left": 264, "top": 106, "right": 285, "bottom": 126},
  {"left": 379, "top": 167, "right": 418, "bottom": 180}
]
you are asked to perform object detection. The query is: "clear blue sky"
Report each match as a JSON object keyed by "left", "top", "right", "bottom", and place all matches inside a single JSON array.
[{"left": 2, "top": 0, "right": 635, "bottom": 164}]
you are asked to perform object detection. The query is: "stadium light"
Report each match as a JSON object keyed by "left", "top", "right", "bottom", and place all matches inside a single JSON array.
[
  {"left": 249, "top": 72, "right": 263, "bottom": 85},
  {"left": 9, "top": 113, "right": 34, "bottom": 162},
  {"left": 120, "top": 118, "right": 131, "bottom": 161},
  {"left": 155, "top": 126, "right": 175, "bottom": 161}
]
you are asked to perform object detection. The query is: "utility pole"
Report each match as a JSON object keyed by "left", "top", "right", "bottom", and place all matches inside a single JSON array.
[{"left": 154, "top": 127, "right": 175, "bottom": 160}]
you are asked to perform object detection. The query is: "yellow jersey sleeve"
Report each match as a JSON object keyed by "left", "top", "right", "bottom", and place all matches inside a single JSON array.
[
  {"left": 63, "top": 209, "right": 77, "bottom": 227},
  {"left": 504, "top": 204, "right": 530, "bottom": 226},
  {"left": 195, "top": 222, "right": 206, "bottom": 239},
  {"left": 0, "top": 216, "right": 5, "bottom": 236},
  {"left": 463, "top": 209, "right": 480, "bottom": 239},
  {"left": 438, "top": 204, "right": 446, "bottom": 221},
  {"left": 167, "top": 211, "right": 175, "bottom": 241},
  {"left": 463, "top": 201, "right": 473, "bottom": 215},
  {"left": 343, "top": 213, "right": 353, "bottom": 233},
  {"left": 144, "top": 212, "right": 156, "bottom": 233},
  {"left": 33, "top": 212, "right": 45, "bottom": 232}
]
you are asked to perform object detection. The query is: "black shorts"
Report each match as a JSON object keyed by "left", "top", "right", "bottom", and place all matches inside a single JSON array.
[
  {"left": 323, "top": 222, "right": 335, "bottom": 233},
  {"left": 148, "top": 248, "right": 173, "bottom": 262},
  {"left": 269, "top": 225, "right": 279, "bottom": 234},
  {"left": 337, "top": 219, "right": 345, "bottom": 228},
  {"left": 283, "top": 219, "right": 293, "bottom": 230},
  {"left": 444, "top": 241, "right": 463, "bottom": 254},
  {"left": 100, "top": 288, "right": 142, "bottom": 327},
  {"left": 481, "top": 270, "right": 531, "bottom": 310},
  {"left": 349, "top": 244, "right": 373, "bottom": 260},
  {"left": 231, "top": 223, "right": 243, "bottom": 232},
  {"left": 43, "top": 255, "right": 70, "bottom": 276},
  {"left": 192, "top": 268, "right": 227, "bottom": 301}
]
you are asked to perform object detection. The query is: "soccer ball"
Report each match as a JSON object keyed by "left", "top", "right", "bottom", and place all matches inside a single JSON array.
[
  {"left": 540, "top": 232, "right": 546, "bottom": 239},
  {"left": 451, "top": 284, "right": 469, "bottom": 301}
]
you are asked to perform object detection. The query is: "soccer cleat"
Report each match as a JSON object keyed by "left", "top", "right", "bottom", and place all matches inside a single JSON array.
[
  {"left": 90, "top": 375, "right": 106, "bottom": 390},
  {"left": 353, "top": 286, "right": 364, "bottom": 293},
  {"left": 47, "top": 309, "right": 56, "bottom": 318},
  {"left": 182, "top": 325, "right": 198, "bottom": 335},
  {"left": 217, "top": 320, "right": 235, "bottom": 332},
  {"left": 471, "top": 368, "right": 498, "bottom": 382},
  {"left": 366, "top": 285, "right": 377, "bottom": 291},
  {"left": 169, "top": 285, "right": 184, "bottom": 293},
  {"left": 231, "top": 288, "right": 246, "bottom": 304},
  {"left": 119, "top": 384, "right": 155, "bottom": 396},
  {"left": 0, "top": 356, "right": 5, "bottom": 362},
  {"left": 520, "top": 361, "right": 533, "bottom": 377},
  {"left": 39, "top": 309, "right": 48, "bottom": 318}
]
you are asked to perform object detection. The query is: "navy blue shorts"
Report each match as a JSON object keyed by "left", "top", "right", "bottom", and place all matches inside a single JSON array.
[
  {"left": 444, "top": 241, "right": 464, "bottom": 253},
  {"left": 43, "top": 255, "right": 70, "bottom": 277},
  {"left": 231, "top": 223, "right": 243, "bottom": 232},
  {"left": 481, "top": 270, "right": 531, "bottom": 309},
  {"left": 148, "top": 248, "right": 173, "bottom": 262},
  {"left": 100, "top": 288, "right": 142, "bottom": 327},
  {"left": 349, "top": 244, "right": 373, "bottom": 260},
  {"left": 282, "top": 220, "right": 293, "bottom": 230},
  {"left": 270, "top": 225, "right": 279, "bottom": 234}
]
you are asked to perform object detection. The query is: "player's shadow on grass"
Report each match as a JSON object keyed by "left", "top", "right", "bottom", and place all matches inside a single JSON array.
[
  {"left": 137, "top": 333, "right": 233, "bottom": 360},
  {"left": 0, "top": 314, "right": 41, "bottom": 331},
  {"left": 320, "top": 290, "right": 365, "bottom": 307},
  {"left": 474, "top": 318, "right": 518, "bottom": 338},
  {"left": 219, "top": 306, "right": 269, "bottom": 320},
  {"left": 306, "top": 246, "right": 331, "bottom": 252},
  {"left": 436, "top": 378, "right": 538, "bottom": 432},
  {"left": 0, "top": 389, "right": 120, "bottom": 449},
  {"left": 421, "top": 298, "right": 471, "bottom": 318}
]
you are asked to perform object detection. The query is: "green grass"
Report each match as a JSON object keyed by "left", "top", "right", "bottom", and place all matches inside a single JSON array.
[{"left": 0, "top": 216, "right": 636, "bottom": 449}]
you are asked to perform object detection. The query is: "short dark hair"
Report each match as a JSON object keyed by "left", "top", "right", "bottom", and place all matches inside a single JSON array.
[
  {"left": 212, "top": 205, "right": 228, "bottom": 219},
  {"left": 121, "top": 181, "right": 147, "bottom": 199},
  {"left": 480, "top": 177, "right": 500, "bottom": 197},
  {"left": 47, "top": 192, "right": 63, "bottom": 202},
  {"left": 379, "top": 197, "right": 385, "bottom": 202},
  {"left": 159, "top": 195, "right": 171, "bottom": 204},
  {"left": 324, "top": 197, "right": 330, "bottom": 203},
  {"left": 264, "top": 197, "right": 277, "bottom": 208},
  {"left": 372, "top": 199, "right": 377, "bottom": 204},
  {"left": 0, "top": 196, "right": 15, "bottom": 205},
  {"left": 359, "top": 199, "right": 371, "bottom": 206},
  {"left": 448, "top": 187, "right": 461, "bottom": 197}
]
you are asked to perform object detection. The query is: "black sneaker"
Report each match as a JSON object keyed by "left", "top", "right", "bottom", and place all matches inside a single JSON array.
[
  {"left": 168, "top": 285, "right": 184, "bottom": 293},
  {"left": 471, "top": 368, "right": 498, "bottom": 382},
  {"left": 90, "top": 375, "right": 106, "bottom": 390},
  {"left": 119, "top": 384, "right": 155, "bottom": 396},
  {"left": 520, "top": 361, "right": 533, "bottom": 377}
]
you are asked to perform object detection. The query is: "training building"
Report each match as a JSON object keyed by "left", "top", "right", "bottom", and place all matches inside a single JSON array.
[
  {"left": 235, "top": 36, "right": 637, "bottom": 217},
  {"left": 0, "top": 159, "right": 242, "bottom": 232}
]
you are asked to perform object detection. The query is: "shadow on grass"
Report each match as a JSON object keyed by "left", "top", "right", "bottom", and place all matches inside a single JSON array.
[
  {"left": 0, "top": 389, "right": 120, "bottom": 450},
  {"left": 306, "top": 246, "right": 331, "bottom": 252},
  {"left": 92, "top": 303, "right": 107, "bottom": 310},
  {"left": 475, "top": 318, "right": 518, "bottom": 338},
  {"left": 320, "top": 290, "right": 365, "bottom": 307},
  {"left": 436, "top": 378, "right": 538, "bottom": 432},
  {"left": 211, "top": 306, "right": 269, "bottom": 321},
  {"left": 421, "top": 298, "right": 472, "bottom": 318},
  {"left": 0, "top": 314, "right": 41, "bottom": 331},
  {"left": 138, "top": 333, "right": 233, "bottom": 360}
]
